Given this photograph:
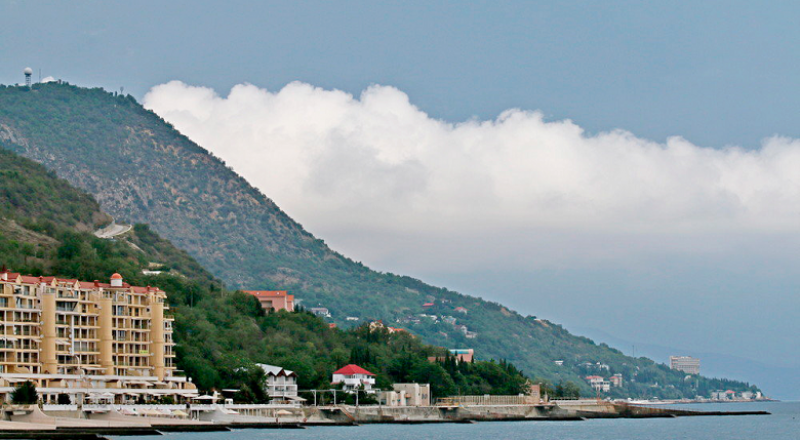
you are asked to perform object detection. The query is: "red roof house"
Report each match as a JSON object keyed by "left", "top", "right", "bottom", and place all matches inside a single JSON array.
[
  {"left": 332, "top": 364, "right": 376, "bottom": 392},
  {"left": 333, "top": 364, "right": 375, "bottom": 376}
]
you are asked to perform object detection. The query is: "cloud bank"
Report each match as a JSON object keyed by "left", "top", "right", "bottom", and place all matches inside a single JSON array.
[{"left": 143, "top": 81, "right": 800, "bottom": 272}]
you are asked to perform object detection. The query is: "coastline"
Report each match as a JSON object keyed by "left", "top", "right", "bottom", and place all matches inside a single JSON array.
[{"left": 0, "top": 401, "right": 771, "bottom": 438}]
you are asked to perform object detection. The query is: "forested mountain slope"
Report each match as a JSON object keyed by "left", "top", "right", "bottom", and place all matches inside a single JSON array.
[
  {"left": 0, "top": 144, "right": 530, "bottom": 399},
  {"left": 0, "top": 82, "right": 758, "bottom": 398}
]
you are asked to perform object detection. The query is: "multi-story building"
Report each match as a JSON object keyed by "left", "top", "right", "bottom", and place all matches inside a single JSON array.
[
  {"left": 585, "top": 376, "right": 611, "bottom": 392},
  {"left": 243, "top": 291, "right": 295, "bottom": 312},
  {"left": 670, "top": 356, "right": 700, "bottom": 375},
  {"left": 255, "top": 363, "right": 299, "bottom": 400},
  {"left": 609, "top": 373, "right": 623, "bottom": 388},
  {"left": 0, "top": 270, "right": 197, "bottom": 403}
]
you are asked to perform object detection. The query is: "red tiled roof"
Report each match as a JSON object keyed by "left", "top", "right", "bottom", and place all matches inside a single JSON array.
[
  {"left": 0, "top": 270, "right": 162, "bottom": 293},
  {"left": 333, "top": 364, "right": 375, "bottom": 376},
  {"left": 243, "top": 290, "right": 291, "bottom": 298}
]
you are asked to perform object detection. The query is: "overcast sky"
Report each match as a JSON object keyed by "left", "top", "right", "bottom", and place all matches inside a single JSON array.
[{"left": 2, "top": 1, "right": 799, "bottom": 395}]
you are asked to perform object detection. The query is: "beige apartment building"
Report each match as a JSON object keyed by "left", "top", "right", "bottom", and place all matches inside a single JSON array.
[
  {"left": 0, "top": 270, "right": 197, "bottom": 403},
  {"left": 669, "top": 356, "right": 700, "bottom": 375}
]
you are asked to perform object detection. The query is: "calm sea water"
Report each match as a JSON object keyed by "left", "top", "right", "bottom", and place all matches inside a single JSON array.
[{"left": 111, "top": 402, "right": 799, "bottom": 440}]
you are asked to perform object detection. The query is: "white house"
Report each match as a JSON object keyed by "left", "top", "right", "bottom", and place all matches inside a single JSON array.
[
  {"left": 585, "top": 375, "right": 611, "bottom": 392},
  {"left": 331, "top": 364, "right": 376, "bottom": 393},
  {"left": 256, "top": 364, "right": 299, "bottom": 400}
]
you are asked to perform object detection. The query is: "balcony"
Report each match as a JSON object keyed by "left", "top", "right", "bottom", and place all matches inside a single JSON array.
[{"left": 342, "top": 378, "right": 375, "bottom": 386}]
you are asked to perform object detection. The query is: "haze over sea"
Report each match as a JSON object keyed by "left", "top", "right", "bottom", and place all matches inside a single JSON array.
[{"left": 111, "top": 402, "right": 797, "bottom": 440}]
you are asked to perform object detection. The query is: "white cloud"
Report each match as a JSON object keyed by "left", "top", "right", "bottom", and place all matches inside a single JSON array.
[{"left": 143, "top": 81, "right": 800, "bottom": 273}]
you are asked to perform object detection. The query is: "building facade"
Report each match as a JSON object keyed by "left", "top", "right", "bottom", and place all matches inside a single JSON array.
[
  {"left": 0, "top": 271, "right": 197, "bottom": 403},
  {"left": 331, "top": 364, "right": 375, "bottom": 392},
  {"left": 255, "top": 364, "right": 299, "bottom": 400},
  {"left": 586, "top": 376, "right": 611, "bottom": 392},
  {"left": 669, "top": 356, "right": 700, "bottom": 375},
  {"left": 243, "top": 291, "right": 294, "bottom": 312},
  {"left": 391, "top": 383, "right": 431, "bottom": 406}
]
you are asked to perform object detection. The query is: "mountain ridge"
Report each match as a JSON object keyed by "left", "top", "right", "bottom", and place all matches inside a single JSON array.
[{"left": 0, "top": 81, "right": 759, "bottom": 399}]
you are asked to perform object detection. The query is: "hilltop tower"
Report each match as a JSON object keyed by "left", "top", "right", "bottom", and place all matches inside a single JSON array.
[{"left": 23, "top": 67, "right": 33, "bottom": 87}]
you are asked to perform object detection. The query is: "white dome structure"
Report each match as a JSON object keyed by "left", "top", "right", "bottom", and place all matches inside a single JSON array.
[{"left": 23, "top": 67, "right": 33, "bottom": 75}]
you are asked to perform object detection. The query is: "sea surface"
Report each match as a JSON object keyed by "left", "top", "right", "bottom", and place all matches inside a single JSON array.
[{"left": 111, "top": 401, "right": 798, "bottom": 440}]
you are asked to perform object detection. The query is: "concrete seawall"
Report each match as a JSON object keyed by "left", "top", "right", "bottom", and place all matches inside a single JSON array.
[{"left": 0, "top": 402, "right": 770, "bottom": 437}]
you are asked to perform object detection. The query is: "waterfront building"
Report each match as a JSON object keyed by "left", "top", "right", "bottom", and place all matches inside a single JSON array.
[
  {"left": 331, "top": 364, "right": 375, "bottom": 392},
  {"left": 243, "top": 290, "right": 294, "bottom": 312},
  {"left": 669, "top": 356, "right": 700, "bottom": 375},
  {"left": 379, "top": 389, "right": 406, "bottom": 406},
  {"left": 529, "top": 384, "right": 542, "bottom": 402},
  {"left": 255, "top": 364, "right": 299, "bottom": 400},
  {"left": 0, "top": 270, "right": 197, "bottom": 403},
  {"left": 610, "top": 373, "right": 623, "bottom": 387},
  {"left": 392, "top": 383, "right": 431, "bottom": 406},
  {"left": 711, "top": 390, "right": 737, "bottom": 400}
]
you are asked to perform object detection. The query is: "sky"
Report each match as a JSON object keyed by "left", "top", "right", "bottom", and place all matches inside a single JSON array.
[{"left": 1, "top": 1, "right": 799, "bottom": 396}]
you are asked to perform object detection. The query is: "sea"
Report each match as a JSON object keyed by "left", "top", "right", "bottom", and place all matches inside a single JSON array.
[{"left": 111, "top": 402, "right": 798, "bottom": 440}]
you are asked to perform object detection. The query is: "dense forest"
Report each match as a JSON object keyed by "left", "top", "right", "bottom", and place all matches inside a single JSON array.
[{"left": 0, "top": 83, "right": 760, "bottom": 399}]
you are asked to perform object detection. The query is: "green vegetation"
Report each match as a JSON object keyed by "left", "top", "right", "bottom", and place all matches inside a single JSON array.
[
  {"left": 178, "top": 304, "right": 529, "bottom": 400},
  {"left": 0, "top": 146, "right": 528, "bottom": 400},
  {"left": 0, "top": 82, "right": 760, "bottom": 399},
  {"left": 11, "top": 381, "right": 38, "bottom": 404}
]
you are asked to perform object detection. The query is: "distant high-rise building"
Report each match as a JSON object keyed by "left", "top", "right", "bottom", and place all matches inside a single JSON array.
[{"left": 670, "top": 356, "right": 700, "bottom": 375}]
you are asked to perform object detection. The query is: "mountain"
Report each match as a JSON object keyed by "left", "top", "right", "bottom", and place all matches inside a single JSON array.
[
  {"left": 0, "top": 82, "right": 759, "bottom": 398},
  {"left": 0, "top": 142, "right": 530, "bottom": 399}
]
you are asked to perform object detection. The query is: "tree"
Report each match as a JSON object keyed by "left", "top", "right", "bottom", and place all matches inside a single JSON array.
[
  {"left": 563, "top": 381, "right": 581, "bottom": 399},
  {"left": 11, "top": 381, "right": 38, "bottom": 404}
]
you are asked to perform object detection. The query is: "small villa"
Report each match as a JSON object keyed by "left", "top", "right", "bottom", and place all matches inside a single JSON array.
[
  {"left": 332, "top": 364, "right": 376, "bottom": 393},
  {"left": 243, "top": 290, "right": 295, "bottom": 312}
]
